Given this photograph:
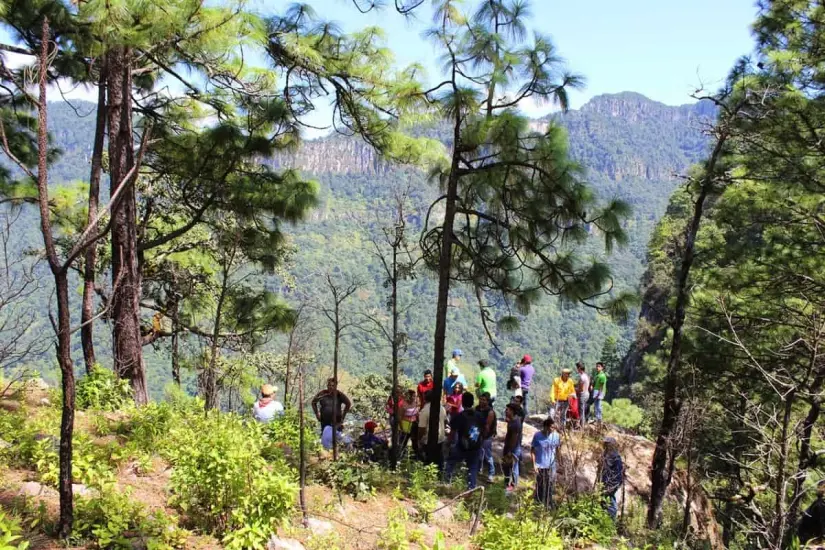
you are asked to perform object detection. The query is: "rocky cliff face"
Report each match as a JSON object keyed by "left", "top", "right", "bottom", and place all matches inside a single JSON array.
[{"left": 267, "top": 92, "right": 713, "bottom": 185}]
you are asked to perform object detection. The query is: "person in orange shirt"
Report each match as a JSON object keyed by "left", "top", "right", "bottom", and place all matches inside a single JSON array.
[{"left": 550, "top": 368, "right": 576, "bottom": 430}]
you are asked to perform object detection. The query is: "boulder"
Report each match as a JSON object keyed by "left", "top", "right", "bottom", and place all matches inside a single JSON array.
[
  {"left": 0, "top": 439, "right": 11, "bottom": 450},
  {"left": 0, "top": 400, "right": 20, "bottom": 412},
  {"left": 432, "top": 501, "right": 453, "bottom": 523},
  {"left": 267, "top": 537, "right": 306, "bottom": 550},
  {"left": 72, "top": 484, "right": 99, "bottom": 498},
  {"left": 18, "top": 481, "right": 58, "bottom": 499},
  {"left": 39, "top": 398, "right": 51, "bottom": 407},
  {"left": 305, "top": 518, "right": 334, "bottom": 535}
]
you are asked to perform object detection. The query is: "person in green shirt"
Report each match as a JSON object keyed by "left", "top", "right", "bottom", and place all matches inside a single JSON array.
[
  {"left": 592, "top": 362, "right": 608, "bottom": 424},
  {"left": 476, "top": 359, "right": 497, "bottom": 402}
]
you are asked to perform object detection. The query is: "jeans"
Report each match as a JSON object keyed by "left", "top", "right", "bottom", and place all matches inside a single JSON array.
[
  {"left": 579, "top": 392, "right": 590, "bottom": 424},
  {"left": 522, "top": 390, "right": 529, "bottom": 416},
  {"left": 594, "top": 398, "right": 603, "bottom": 422},
  {"left": 481, "top": 438, "right": 495, "bottom": 478},
  {"left": 604, "top": 491, "right": 618, "bottom": 520},
  {"left": 535, "top": 468, "right": 555, "bottom": 508},
  {"left": 503, "top": 448, "right": 521, "bottom": 487},
  {"left": 554, "top": 401, "right": 570, "bottom": 428},
  {"left": 445, "top": 445, "right": 482, "bottom": 489}
]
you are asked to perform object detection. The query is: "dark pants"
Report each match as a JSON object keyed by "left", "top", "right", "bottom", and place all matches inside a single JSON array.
[
  {"left": 424, "top": 440, "right": 445, "bottom": 471},
  {"left": 445, "top": 445, "right": 482, "bottom": 489},
  {"left": 502, "top": 447, "right": 522, "bottom": 487},
  {"left": 535, "top": 468, "right": 555, "bottom": 508},
  {"left": 522, "top": 390, "right": 529, "bottom": 416}
]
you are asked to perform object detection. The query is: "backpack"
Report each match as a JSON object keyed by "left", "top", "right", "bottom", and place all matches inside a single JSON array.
[
  {"left": 458, "top": 410, "right": 485, "bottom": 452},
  {"left": 506, "top": 365, "right": 521, "bottom": 390}
]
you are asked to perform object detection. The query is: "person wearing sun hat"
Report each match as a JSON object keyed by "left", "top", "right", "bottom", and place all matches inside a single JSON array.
[
  {"left": 551, "top": 368, "right": 576, "bottom": 430},
  {"left": 443, "top": 349, "right": 467, "bottom": 395},
  {"left": 252, "top": 383, "right": 284, "bottom": 423}
]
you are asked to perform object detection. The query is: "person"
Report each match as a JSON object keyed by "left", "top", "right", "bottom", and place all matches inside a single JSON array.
[
  {"left": 502, "top": 403, "right": 523, "bottom": 492},
  {"left": 312, "top": 378, "right": 352, "bottom": 434},
  {"left": 445, "top": 381, "right": 465, "bottom": 419},
  {"left": 475, "top": 360, "right": 497, "bottom": 402},
  {"left": 446, "top": 348, "right": 463, "bottom": 380},
  {"left": 600, "top": 436, "right": 624, "bottom": 520},
  {"left": 385, "top": 385, "right": 405, "bottom": 429},
  {"left": 445, "top": 392, "right": 485, "bottom": 489},
  {"left": 357, "top": 421, "right": 387, "bottom": 461},
  {"left": 531, "top": 417, "right": 561, "bottom": 508},
  {"left": 443, "top": 362, "right": 467, "bottom": 396},
  {"left": 799, "top": 480, "right": 825, "bottom": 545},
  {"left": 418, "top": 390, "right": 448, "bottom": 468},
  {"left": 477, "top": 392, "right": 497, "bottom": 481},
  {"left": 417, "top": 370, "right": 434, "bottom": 407},
  {"left": 322, "top": 422, "right": 352, "bottom": 451},
  {"left": 593, "top": 362, "right": 608, "bottom": 425},
  {"left": 567, "top": 391, "right": 580, "bottom": 429},
  {"left": 576, "top": 363, "right": 591, "bottom": 425},
  {"left": 551, "top": 368, "right": 576, "bottom": 430},
  {"left": 518, "top": 355, "right": 535, "bottom": 415},
  {"left": 399, "top": 389, "right": 420, "bottom": 450},
  {"left": 252, "top": 384, "right": 284, "bottom": 423}
]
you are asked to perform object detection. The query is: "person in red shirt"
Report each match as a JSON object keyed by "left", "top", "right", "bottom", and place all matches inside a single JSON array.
[{"left": 417, "top": 369, "right": 434, "bottom": 406}]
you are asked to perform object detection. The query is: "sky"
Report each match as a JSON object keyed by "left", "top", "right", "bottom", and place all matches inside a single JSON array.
[{"left": 290, "top": 0, "right": 758, "bottom": 117}]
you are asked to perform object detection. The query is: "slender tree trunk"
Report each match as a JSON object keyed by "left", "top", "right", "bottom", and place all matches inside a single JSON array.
[
  {"left": 31, "top": 18, "right": 75, "bottom": 536},
  {"left": 81, "top": 60, "right": 106, "bottom": 373},
  {"left": 285, "top": 329, "right": 294, "bottom": 408},
  {"left": 332, "top": 313, "right": 340, "bottom": 460},
  {"left": 648, "top": 130, "right": 729, "bottom": 528},
  {"left": 107, "top": 47, "right": 148, "bottom": 404},
  {"left": 205, "top": 265, "right": 230, "bottom": 411},
  {"left": 427, "top": 116, "right": 461, "bottom": 461},
  {"left": 390, "top": 239, "right": 399, "bottom": 470},
  {"left": 771, "top": 392, "right": 794, "bottom": 548},
  {"left": 299, "top": 361, "right": 308, "bottom": 526},
  {"left": 171, "top": 297, "right": 180, "bottom": 386}
]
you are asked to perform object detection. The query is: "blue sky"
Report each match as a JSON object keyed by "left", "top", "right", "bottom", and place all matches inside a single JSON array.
[{"left": 290, "top": 0, "right": 758, "bottom": 115}]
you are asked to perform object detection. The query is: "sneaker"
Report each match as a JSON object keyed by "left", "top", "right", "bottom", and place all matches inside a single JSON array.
[{"left": 505, "top": 484, "right": 515, "bottom": 494}]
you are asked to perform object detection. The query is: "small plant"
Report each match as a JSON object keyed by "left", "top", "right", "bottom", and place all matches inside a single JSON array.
[
  {"left": 312, "top": 454, "right": 383, "bottom": 501},
  {"left": 377, "top": 508, "right": 411, "bottom": 550},
  {"left": 404, "top": 460, "right": 439, "bottom": 522},
  {"left": 0, "top": 511, "right": 29, "bottom": 550},
  {"left": 552, "top": 492, "right": 616, "bottom": 545},
  {"left": 473, "top": 505, "right": 563, "bottom": 550},
  {"left": 76, "top": 366, "right": 133, "bottom": 412}
]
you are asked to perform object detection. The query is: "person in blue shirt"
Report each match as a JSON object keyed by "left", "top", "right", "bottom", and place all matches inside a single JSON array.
[
  {"left": 601, "top": 436, "right": 625, "bottom": 520},
  {"left": 531, "top": 417, "right": 561, "bottom": 508},
  {"left": 443, "top": 363, "right": 467, "bottom": 395}
]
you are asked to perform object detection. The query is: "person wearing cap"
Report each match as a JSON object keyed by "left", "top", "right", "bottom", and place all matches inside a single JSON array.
[
  {"left": 443, "top": 356, "right": 467, "bottom": 396},
  {"left": 600, "top": 436, "right": 624, "bottom": 520},
  {"left": 357, "top": 421, "right": 387, "bottom": 461},
  {"left": 551, "top": 368, "right": 576, "bottom": 430},
  {"left": 475, "top": 359, "right": 497, "bottom": 401},
  {"left": 252, "top": 384, "right": 284, "bottom": 423},
  {"left": 518, "top": 355, "right": 535, "bottom": 415}
]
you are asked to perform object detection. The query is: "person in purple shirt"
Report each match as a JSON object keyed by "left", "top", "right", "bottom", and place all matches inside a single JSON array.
[{"left": 519, "top": 355, "right": 535, "bottom": 416}]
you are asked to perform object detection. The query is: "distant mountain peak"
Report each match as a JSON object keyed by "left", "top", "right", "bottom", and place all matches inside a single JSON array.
[{"left": 578, "top": 91, "right": 713, "bottom": 123}]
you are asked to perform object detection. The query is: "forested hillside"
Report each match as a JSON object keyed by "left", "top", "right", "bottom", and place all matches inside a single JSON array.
[{"left": 11, "top": 92, "right": 711, "bottom": 394}]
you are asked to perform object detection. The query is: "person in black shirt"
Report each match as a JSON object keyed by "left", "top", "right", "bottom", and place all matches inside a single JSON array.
[
  {"left": 311, "top": 378, "right": 352, "bottom": 434},
  {"left": 799, "top": 480, "right": 825, "bottom": 545},
  {"left": 502, "top": 403, "right": 523, "bottom": 492},
  {"left": 445, "top": 392, "right": 485, "bottom": 489}
]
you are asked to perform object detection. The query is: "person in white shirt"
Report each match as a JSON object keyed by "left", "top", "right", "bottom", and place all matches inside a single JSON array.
[
  {"left": 417, "top": 390, "right": 448, "bottom": 468},
  {"left": 252, "top": 384, "right": 284, "bottom": 423},
  {"left": 576, "top": 363, "right": 591, "bottom": 426},
  {"left": 321, "top": 423, "right": 352, "bottom": 450}
]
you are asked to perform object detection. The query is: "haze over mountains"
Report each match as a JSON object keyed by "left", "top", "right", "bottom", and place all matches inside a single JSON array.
[{"left": 21, "top": 91, "right": 711, "bottom": 394}]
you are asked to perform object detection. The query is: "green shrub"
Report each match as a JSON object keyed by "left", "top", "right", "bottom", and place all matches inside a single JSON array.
[
  {"left": 312, "top": 454, "right": 383, "bottom": 501},
  {"left": 552, "top": 492, "right": 616, "bottom": 545},
  {"left": 261, "top": 410, "right": 319, "bottom": 464},
  {"left": 73, "top": 487, "right": 188, "bottom": 549},
  {"left": 0, "top": 511, "right": 29, "bottom": 550},
  {"left": 601, "top": 398, "right": 647, "bottom": 432},
  {"left": 404, "top": 460, "right": 439, "bottom": 522},
  {"left": 473, "top": 508, "right": 563, "bottom": 550},
  {"left": 76, "top": 366, "right": 133, "bottom": 411},
  {"left": 167, "top": 413, "right": 296, "bottom": 548}
]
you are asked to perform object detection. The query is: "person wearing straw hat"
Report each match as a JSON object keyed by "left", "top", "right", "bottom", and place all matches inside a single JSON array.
[
  {"left": 550, "top": 368, "right": 576, "bottom": 430},
  {"left": 252, "top": 384, "right": 284, "bottom": 423}
]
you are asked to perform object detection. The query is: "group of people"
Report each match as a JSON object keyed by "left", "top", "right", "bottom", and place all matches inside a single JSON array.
[{"left": 249, "top": 350, "right": 623, "bottom": 517}]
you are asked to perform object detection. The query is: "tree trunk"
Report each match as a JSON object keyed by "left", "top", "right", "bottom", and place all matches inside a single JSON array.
[
  {"left": 32, "top": 17, "right": 75, "bottom": 537},
  {"left": 298, "top": 361, "right": 308, "bottom": 526},
  {"left": 390, "top": 239, "right": 399, "bottom": 470},
  {"left": 107, "top": 47, "right": 148, "bottom": 404},
  {"left": 771, "top": 392, "right": 794, "bottom": 548},
  {"left": 786, "top": 374, "right": 824, "bottom": 539},
  {"left": 332, "top": 314, "right": 340, "bottom": 461},
  {"left": 285, "top": 328, "right": 294, "bottom": 408},
  {"left": 648, "top": 129, "right": 729, "bottom": 528},
  {"left": 171, "top": 298, "right": 180, "bottom": 386},
  {"left": 205, "top": 266, "right": 230, "bottom": 411},
  {"left": 81, "top": 60, "right": 106, "bottom": 374},
  {"left": 427, "top": 115, "right": 461, "bottom": 461}
]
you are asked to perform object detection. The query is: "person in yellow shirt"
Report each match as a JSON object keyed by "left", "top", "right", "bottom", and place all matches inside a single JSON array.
[{"left": 550, "top": 368, "right": 576, "bottom": 430}]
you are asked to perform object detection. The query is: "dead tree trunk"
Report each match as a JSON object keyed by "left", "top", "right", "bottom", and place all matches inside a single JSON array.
[{"left": 298, "top": 360, "right": 308, "bottom": 526}]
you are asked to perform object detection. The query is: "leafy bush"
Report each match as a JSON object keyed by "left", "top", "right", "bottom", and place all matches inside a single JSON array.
[
  {"left": 553, "top": 493, "right": 616, "bottom": 545},
  {"left": 76, "top": 366, "right": 133, "bottom": 411},
  {"left": 0, "top": 511, "right": 29, "bottom": 550},
  {"left": 72, "top": 487, "right": 188, "bottom": 549},
  {"left": 473, "top": 508, "right": 563, "bottom": 550},
  {"left": 312, "top": 454, "right": 383, "bottom": 501},
  {"left": 167, "top": 412, "right": 297, "bottom": 549},
  {"left": 601, "top": 398, "right": 647, "bottom": 432},
  {"left": 261, "top": 409, "right": 319, "bottom": 464},
  {"left": 403, "top": 460, "right": 439, "bottom": 522}
]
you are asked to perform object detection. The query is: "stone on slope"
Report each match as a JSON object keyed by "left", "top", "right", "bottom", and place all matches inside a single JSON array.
[
  {"left": 305, "top": 518, "right": 334, "bottom": 535},
  {"left": 268, "top": 537, "right": 306, "bottom": 550},
  {"left": 18, "top": 481, "right": 58, "bottom": 499}
]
